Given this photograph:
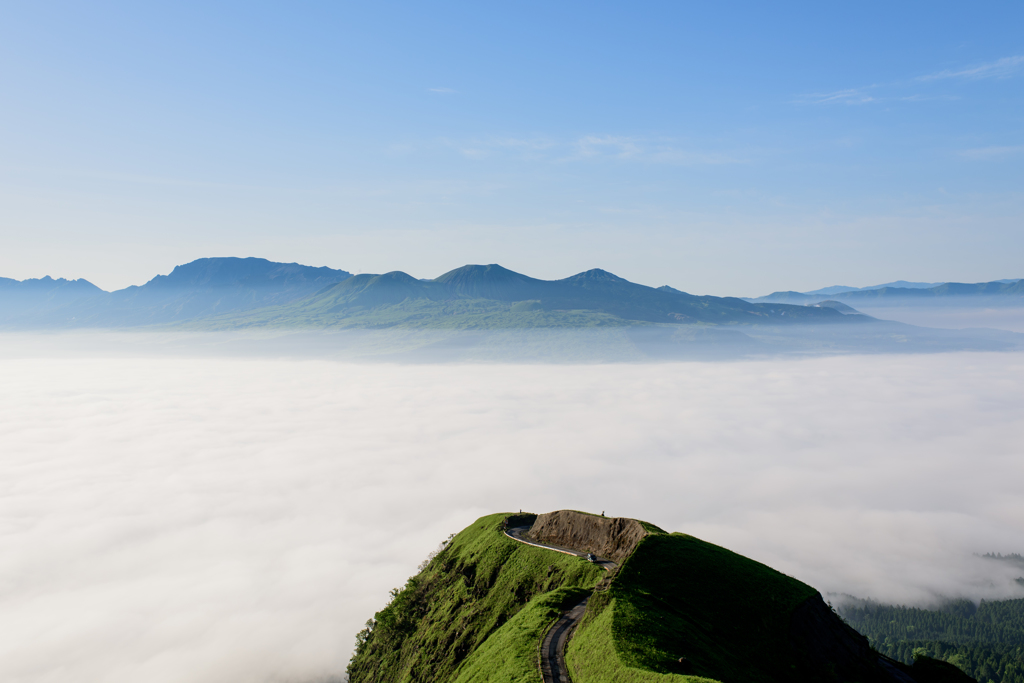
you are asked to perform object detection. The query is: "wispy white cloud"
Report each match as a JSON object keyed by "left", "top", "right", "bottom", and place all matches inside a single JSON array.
[
  {"left": 440, "top": 135, "right": 741, "bottom": 165},
  {"left": 960, "top": 144, "right": 1024, "bottom": 160},
  {"left": 798, "top": 55, "right": 1024, "bottom": 106},
  {"left": 570, "top": 135, "right": 742, "bottom": 165},
  {"left": 458, "top": 147, "right": 490, "bottom": 159},
  {"left": 452, "top": 137, "right": 557, "bottom": 160},
  {"left": 898, "top": 93, "right": 960, "bottom": 103},
  {"left": 490, "top": 137, "right": 558, "bottom": 151},
  {"left": 798, "top": 88, "right": 877, "bottom": 105},
  {"left": 646, "top": 147, "right": 741, "bottom": 165},
  {"left": 919, "top": 55, "right": 1024, "bottom": 82},
  {"left": 575, "top": 135, "right": 644, "bottom": 159}
]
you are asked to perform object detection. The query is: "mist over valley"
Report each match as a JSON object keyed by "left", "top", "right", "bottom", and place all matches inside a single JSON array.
[{"left": 2, "top": 349, "right": 1023, "bottom": 682}]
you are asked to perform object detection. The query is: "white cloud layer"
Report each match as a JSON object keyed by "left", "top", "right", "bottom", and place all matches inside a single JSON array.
[{"left": 1, "top": 347, "right": 1023, "bottom": 682}]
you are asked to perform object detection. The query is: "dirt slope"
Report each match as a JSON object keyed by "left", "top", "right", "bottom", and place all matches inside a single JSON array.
[{"left": 526, "top": 510, "right": 647, "bottom": 563}]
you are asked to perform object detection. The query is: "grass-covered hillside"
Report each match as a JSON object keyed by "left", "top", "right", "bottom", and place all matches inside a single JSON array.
[
  {"left": 346, "top": 513, "right": 606, "bottom": 683},
  {"left": 348, "top": 512, "right": 974, "bottom": 683},
  {"left": 565, "top": 532, "right": 915, "bottom": 683}
]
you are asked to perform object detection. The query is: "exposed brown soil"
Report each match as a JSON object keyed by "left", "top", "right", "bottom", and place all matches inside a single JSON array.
[{"left": 526, "top": 510, "right": 648, "bottom": 563}]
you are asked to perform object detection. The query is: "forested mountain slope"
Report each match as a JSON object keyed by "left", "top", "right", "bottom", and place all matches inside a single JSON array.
[
  {"left": 841, "top": 597, "right": 1024, "bottom": 683},
  {"left": 199, "top": 263, "right": 854, "bottom": 330}
]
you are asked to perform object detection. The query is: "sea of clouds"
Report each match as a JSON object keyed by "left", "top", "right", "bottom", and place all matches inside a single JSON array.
[{"left": 2, "top": 342, "right": 1023, "bottom": 683}]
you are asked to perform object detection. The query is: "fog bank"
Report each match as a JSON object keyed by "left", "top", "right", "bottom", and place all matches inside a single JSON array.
[
  {"left": 1, "top": 350, "right": 1023, "bottom": 682},
  {"left": 856, "top": 303, "right": 1024, "bottom": 333}
]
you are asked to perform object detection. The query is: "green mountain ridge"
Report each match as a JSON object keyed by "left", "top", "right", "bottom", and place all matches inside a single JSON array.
[
  {"left": 6, "top": 259, "right": 1023, "bottom": 359},
  {"left": 191, "top": 263, "right": 854, "bottom": 331},
  {"left": 347, "top": 511, "right": 973, "bottom": 683}
]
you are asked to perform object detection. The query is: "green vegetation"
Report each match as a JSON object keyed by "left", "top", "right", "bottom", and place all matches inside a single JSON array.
[
  {"left": 566, "top": 592, "right": 715, "bottom": 682},
  {"left": 190, "top": 296, "right": 636, "bottom": 331},
  {"left": 841, "top": 598, "right": 1024, "bottom": 682},
  {"left": 453, "top": 586, "right": 591, "bottom": 683},
  {"left": 350, "top": 512, "right": 979, "bottom": 683},
  {"left": 567, "top": 532, "right": 833, "bottom": 683},
  {"left": 346, "top": 513, "right": 605, "bottom": 683},
  {"left": 186, "top": 263, "right": 849, "bottom": 332}
]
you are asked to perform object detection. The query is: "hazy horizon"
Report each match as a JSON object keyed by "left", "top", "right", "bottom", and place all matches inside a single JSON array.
[{"left": 3, "top": 256, "right": 1022, "bottom": 303}]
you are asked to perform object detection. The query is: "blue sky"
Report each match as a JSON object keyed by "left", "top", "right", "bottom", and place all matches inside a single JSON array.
[{"left": 1, "top": 1, "right": 1021, "bottom": 295}]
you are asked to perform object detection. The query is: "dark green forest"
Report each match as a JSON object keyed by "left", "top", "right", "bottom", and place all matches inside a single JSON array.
[{"left": 841, "top": 596, "right": 1024, "bottom": 683}]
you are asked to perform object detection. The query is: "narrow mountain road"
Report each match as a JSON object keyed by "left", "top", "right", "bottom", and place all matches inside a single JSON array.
[
  {"left": 503, "top": 526, "right": 618, "bottom": 571},
  {"left": 541, "top": 596, "right": 589, "bottom": 683},
  {"left": 503, "top": 526, "right": 616, "bottom": 683}
]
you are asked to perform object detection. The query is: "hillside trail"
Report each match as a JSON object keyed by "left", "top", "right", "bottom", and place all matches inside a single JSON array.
[{"left": 504, "top": 525, "right": 617, "bottom": 683}]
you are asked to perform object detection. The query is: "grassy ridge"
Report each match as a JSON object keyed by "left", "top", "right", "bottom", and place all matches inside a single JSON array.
[
  {"left": 348, "top": 515, "right": 918, "bottom": 683},
  {"left": 346, "top": 513, "right": 605, "bottom": 683},
  {"left": 453, "top": 586, "right": 591, "bottom": 683},
  {"left": 615, "top": 533, "right": 817, "bottom": 679},
  {"left": 183, "top": 263, "right": 850, "bottom": 331},
  {"left": 566, "top": 593, "right": 716, "bottom": 682},
  {"left": 568, "top": 532, "right": 821, "bottom": 683}
]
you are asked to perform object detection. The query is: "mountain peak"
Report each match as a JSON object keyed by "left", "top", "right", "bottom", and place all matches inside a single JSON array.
[
  {"left": 371, "top": 271, "right": 421, "bottom": 285},
  {"left": 433, "top": 264, "right": 541, "bottom": 300},
  {"left": 151, "top": 257, "right": 351, "bottom": 289},
  {"left": 565, "top": 268, "right": 629, "bottom": 283},
  {"left": 434, "top": 263, "right": 532, "bottom": 283}
]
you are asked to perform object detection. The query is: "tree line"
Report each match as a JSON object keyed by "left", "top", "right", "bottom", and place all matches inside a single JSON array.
[{"left": 840, "top": 597, "right": 1024, "bottom": 683}]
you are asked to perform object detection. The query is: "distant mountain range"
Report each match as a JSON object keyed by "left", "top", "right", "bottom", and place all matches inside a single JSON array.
[
  {"left": 0, "top": 258, "right": 859, "bottom": 331},
  {"left": 5, "top": 258, "right": 1024, "bottom": 359},
  {"left": 748, "top": 279, "right": 1024, "bottom": 305},
  {"left": 803, "top": 280, "right": 947, "bottom": 296},
  {"left": 0, "top": 258, "right": 352, "bottom": 327}
]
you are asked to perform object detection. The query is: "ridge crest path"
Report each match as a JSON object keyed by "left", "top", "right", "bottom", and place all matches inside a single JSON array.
[{"left": 503, "top": 525, "right": 617, "bottom": 683}]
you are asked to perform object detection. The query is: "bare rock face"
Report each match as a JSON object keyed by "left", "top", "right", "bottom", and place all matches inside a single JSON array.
[{"left": 526, "top": 510, "right": 648, "bottom": 563}]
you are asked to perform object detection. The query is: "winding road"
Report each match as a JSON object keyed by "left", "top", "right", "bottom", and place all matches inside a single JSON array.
[{"left": 503, "top": 526, "right": 617, "bottom": 683}]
